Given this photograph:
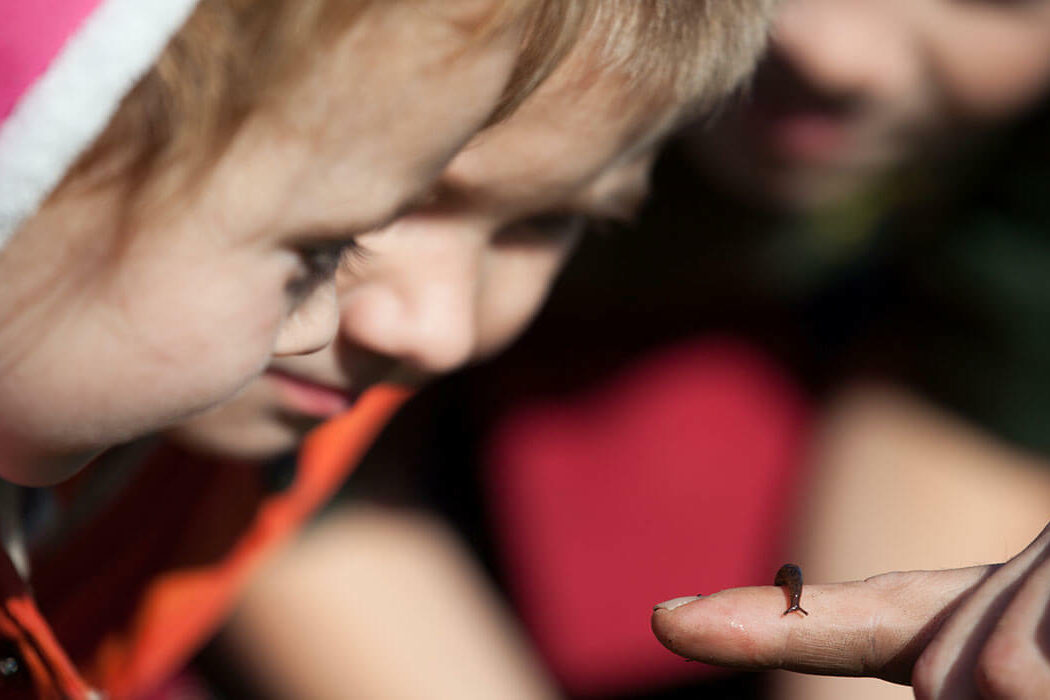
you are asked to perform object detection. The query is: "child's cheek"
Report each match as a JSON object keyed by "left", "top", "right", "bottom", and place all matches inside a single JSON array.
[
  {"left": 173, "top": 290, "right": 285, "bottom": 415},
  {"left": 109, "top": 253, "right": 287, "bottom": 432}
]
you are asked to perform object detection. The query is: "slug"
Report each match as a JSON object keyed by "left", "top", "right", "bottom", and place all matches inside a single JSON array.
[{"left": 774, "top": 563, "right": 808, "bottom": 616}]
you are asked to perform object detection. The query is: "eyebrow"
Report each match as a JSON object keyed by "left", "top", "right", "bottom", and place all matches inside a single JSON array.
[
  {"left": 283, "top": 183, "right": 442, "bottom": 243},
  {"left": 387, "top": 185, "right": 441, "bottom": 224},
  {"left": 431, "top": 161, "right": 652, "bottom": 227}
]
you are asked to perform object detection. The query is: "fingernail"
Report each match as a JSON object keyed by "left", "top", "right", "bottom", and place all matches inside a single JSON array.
[{"left": 653, "top": 595, "right": 702, "bottom": 612}]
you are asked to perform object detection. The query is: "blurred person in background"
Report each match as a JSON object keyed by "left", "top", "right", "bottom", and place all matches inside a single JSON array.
[{"left": 652, "top": 0, "right": 1050, "bottom": 697}]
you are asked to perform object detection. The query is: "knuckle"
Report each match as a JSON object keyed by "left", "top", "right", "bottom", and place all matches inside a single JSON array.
[
  {"left": 859, "top": 609, "right": 886, "bottom": 675},
  {"left": 974, "top": 632, "right": 1032, "bottom": 699},
  {"left": 911, "top": 644, "right": 945, "bottom": 700},
  {"left": 858, "top": 576, "right": 917, "bottom": 681}
]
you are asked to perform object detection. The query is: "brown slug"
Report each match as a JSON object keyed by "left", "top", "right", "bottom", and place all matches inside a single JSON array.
[{"left": 774, "top": 563, "right": 808, "bottom": 616}]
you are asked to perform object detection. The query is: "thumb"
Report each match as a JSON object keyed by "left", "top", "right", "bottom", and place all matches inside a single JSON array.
[{"left": 650, "top": 565, "right": 995, "bottom": 684}]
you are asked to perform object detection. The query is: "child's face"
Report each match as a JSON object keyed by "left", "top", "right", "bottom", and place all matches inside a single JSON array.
[
  {"left": 168, "top": 57, "right": 664, "bottom": 461},
  {"left": 689, "top": 0, "right": 1050, "bottom": 208},
  {"left": 0, "top": 3, "right": 522, "bottom": 484}
]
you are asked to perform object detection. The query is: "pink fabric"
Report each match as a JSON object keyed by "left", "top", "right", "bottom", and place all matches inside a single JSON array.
[
  {"left": 0, "top": 0, "right": 101, "bottom": 119},
  {"left": 485, "top": 337, "right": 812, "bottom": 696}
]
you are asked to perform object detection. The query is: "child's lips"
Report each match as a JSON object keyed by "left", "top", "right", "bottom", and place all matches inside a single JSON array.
[
  {"left": 766, "top": 112, "right": 850, "bottom": 163},
  {"left": 265, "top": 369, "right": 359, "bottom": 419},
  {"left": 744, "top": 98, "right": 852, "bottom": 164},
  {"left": 729, "top": 78, "right": 851, "bottom": 162}
]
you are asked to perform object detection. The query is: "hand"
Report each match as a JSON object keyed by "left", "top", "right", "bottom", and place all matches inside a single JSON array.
[{"left": 650, "top": 522, "right": 1050, "bottom": 698}]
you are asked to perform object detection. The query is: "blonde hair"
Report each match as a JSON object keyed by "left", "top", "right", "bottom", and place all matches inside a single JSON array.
[
  {"left": 60, "top": 0, "right": 774, "bottom": 201},
  {"left": 60, "top": 0, "right": 580, "bottom": 195},
  {"left": 582, "top": 0, "right": 777, "bottom": 118}
]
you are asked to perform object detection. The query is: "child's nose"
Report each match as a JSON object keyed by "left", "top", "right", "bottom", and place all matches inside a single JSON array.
[
  {"left": 273, "top": 279, "right": 340, "bottom": 357},
  {"left": 338, "top": 265, "right": 479, "bottom": 375},
  {"left": 774, "top": 0, "right": 914, "bottom": 103},
  {"left": 394, "top": 294, "right": 477, "bottom": 374}
]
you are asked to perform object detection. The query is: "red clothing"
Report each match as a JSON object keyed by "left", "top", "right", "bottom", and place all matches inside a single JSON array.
[
  {"left": 0, "top": 386, "right": 408, "bottom": 699},
  {"left": 484, "top": 338, "right": 810, "bottom": 695}
]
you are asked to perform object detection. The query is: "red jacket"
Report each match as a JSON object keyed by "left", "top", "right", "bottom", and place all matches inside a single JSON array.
[{"left": 0, "top": 386, "right": 408, "bottom": 699}]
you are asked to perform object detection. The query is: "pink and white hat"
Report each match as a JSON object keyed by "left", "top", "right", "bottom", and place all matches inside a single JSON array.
[{"left": 0, "top": 0, "right": 201, "bottom": 250}]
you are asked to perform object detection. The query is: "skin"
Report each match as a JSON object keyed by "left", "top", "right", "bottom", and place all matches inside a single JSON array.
[
  {"left": 168, "top": 49, "right": 657, "bottom": 462},
  {"left": 221, "top": 506, "right": 561, "bottom": 700},
  {"left": 686, "top": 0, "right": 1050, "bottom": 209},
  {"left": 0, "top": 1, "right": 523, "bottom": 485}
]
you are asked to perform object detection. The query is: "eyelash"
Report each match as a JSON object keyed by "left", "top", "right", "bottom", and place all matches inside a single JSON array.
[
  {"left": 526, "top": 213, "right": 586, "bottom": 235},
  {"left": 538, "top": 212, "right": 637, "bottom": 236},
  {"left": 287, "top": 239, "right": 370, "bottom": 300},
  {"left": 589, "top": 217, "right": 633, "bottom": 237},
  {"left": 501, "top": 212, "right": 634, "bottom": 245}
]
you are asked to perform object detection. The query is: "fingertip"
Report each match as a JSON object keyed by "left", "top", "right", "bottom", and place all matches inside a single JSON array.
[
  {"left": 650, "top": 598, "right": 701, "bottom": 660},
  {"left": 653, "top": 595, "right": 702, "bottom": 612},
  {"left": 649, "top": 587, "right": 786, "bottom": 668}
]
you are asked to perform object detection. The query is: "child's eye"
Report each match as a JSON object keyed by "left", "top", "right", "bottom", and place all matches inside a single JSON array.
[
  {"left": 533, "top": 213, "right": 586, "bottom": 235},
  {"left": 508, "top": 213, "right": 587, "bottom": 242},
  {"left": 287, "top": 239, "right": 368, "bottom": 301},
  {"left": 513, "top": 212, "right": 636, "bottom": 242},
  {"left": 301, "top": 240, "right": 354, "bottom": 276}
]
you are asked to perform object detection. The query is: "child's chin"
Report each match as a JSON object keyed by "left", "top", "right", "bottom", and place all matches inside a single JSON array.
[
  {"left": 169, "top": 414, "right": 311, "bottom": 463},
  {"left": 0, "top": 446, "right": 102, "bottom": 487}
]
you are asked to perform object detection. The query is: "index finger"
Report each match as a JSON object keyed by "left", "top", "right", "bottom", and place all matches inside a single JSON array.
[{"left": 650, "top": 565, "right": 995, "bottom": 684}]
